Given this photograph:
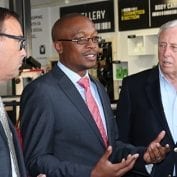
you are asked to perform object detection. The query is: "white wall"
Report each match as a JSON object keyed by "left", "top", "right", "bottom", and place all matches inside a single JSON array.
[
  {"left": 31, "top": 7, "right": 59, "bottom": 67},
  {"left": 0, "top": 0, "right": 161, "bottom": 97},
  {"left": 117, "top": 29, "right": 159, "bottom": 75},
  {"left": 31, "top": 0, "right": 161, "bottom": 75}
]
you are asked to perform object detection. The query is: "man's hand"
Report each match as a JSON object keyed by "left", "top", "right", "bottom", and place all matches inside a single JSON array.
[
  {"left": 91, "top": 146, "right": 139, "bottom": 177},
  {"left": 37, "top": 175, "right": 46, "bottom": 177},
  {"left": 144, "top": 130, "right": 170, "bottom": 164}
]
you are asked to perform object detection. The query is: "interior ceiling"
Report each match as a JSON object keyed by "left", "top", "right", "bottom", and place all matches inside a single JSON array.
[
  {"left": 30, "top": 0, "right": 96, "bottom": 8},
  {"left": 31, "top": 0, "right": 79, "bottom": 7},
  {"left": 0, "top": 0, "right": 105, "bottom": 8}
]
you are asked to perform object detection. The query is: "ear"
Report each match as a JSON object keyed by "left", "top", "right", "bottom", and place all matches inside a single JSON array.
[{"left": 53, "top": 41, "right": 63, "bottom": 54}]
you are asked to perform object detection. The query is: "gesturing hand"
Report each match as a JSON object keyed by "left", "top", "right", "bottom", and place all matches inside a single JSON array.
[
  {"left": 37, "top": 174, "right": 46, "bottom": 177},
  {"left": 91, "top": 146, "right": 139, "bottom": 177},
  {"left": 144, "top": 130, "right": 170, "bottom": 164}
]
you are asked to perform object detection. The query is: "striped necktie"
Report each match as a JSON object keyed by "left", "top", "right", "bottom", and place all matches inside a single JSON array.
[
  {"left": 0, "top": 97, "right": 20, "bottom": 177},
  {"left": 78, "top": 77, "right": 108, "bottom": 147}
]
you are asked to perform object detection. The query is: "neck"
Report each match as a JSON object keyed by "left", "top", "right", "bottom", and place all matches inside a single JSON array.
[{"left": 164, "top": 72, "right": 177, "bottom": 90}]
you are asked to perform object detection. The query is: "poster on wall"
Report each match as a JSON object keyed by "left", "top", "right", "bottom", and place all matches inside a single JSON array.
[
  {"left": 60, "top": 0, "right": 114, "bottom": 33},
  {"left": 150, "top": 0, "right": 177, "bottom": 27},
  {"left": 118, "top": 0, "right": 149, "bottom": 31},
  {"left": 31, "top": 8, "right": 52, "bottom": 67}
]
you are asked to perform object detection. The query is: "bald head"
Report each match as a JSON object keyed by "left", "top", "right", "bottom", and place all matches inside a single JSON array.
[{"left": 51, "top": 13, "right": 95, "bottom": 42}]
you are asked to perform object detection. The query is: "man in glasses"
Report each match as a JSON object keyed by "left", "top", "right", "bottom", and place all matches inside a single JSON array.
[
  {"left": 0, "top": 6, "right": 26, "bottom": 177},
  {"left": 0, "top": 7, "right": 46, "bottom": 177},
  {"left": 20, "top": 13, "right": 170, "bottom": 177}
]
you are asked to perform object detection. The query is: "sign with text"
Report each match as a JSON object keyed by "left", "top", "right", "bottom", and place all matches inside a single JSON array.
[
  {"left": 118, "top": 0, "right": 149, "bottom": 31},
  {"left": 60, "top": 0, "right": 114, "bottom": 33},
  {"left": 31, "top": 8, "right": 51, "bottom": 67},
  {"left": 118, "top": 0, "right": 177, "bottom": 31},
  {"left": 151, "top": 0, "right": 177, "bottom": 27}
]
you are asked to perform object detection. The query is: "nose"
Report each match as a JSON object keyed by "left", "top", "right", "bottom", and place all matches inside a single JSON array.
[
  {"left": 21, "top": 48, "right": 27, "bottom": 58},
  {"left": 163, "top": 45, "right": 171, "bottom": 57}
]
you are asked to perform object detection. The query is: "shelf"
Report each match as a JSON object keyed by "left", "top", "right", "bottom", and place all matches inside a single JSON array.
[
  {"left": 127, "top": 34, "right": 157, "bottom": 56},
  {"left": 113, "top": 61, "right": 128, "bottom": 80},
  {"left": 112, "top": 61, "right": 128, "bottom": 99}
]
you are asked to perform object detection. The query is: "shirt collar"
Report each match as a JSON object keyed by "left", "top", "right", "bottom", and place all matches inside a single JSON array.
[{"left": 57, "top": 61, "right": 89, "bottom": 84}]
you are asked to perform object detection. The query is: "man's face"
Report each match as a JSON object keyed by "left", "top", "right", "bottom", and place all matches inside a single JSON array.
[
  {"left": 158, "top": 26, "right": 177, "bottom": 77},
  {"left": 55, "top": 16, "right": 99, "bottom": 76},
  {"left": 0, "top": 17, "right": 26, "bottom": 82}
]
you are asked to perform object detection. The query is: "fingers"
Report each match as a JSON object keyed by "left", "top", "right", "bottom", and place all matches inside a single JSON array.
[
  {"left": 121, "top": 154, "right": 139, "bottom": 163},
  {"left": 144, "top": 133, "right": 170, "bottom": 164},
  {"left": 165, "top": 144, "right": 170, "bottom": 151},
  {"left": 153, "top": 130, "right": 166, "bottom": 143},
  {"left": 37, "top": 175, "right": 46, "bottom": 177},
  {"left": 114, "top": 154, "right": 139, "bottom": 176},
  {"left": 145, "top": 142, "right": 162, "bottom": 162},
  {"left": 102, "top": 146, "right": 112, "bottom": 161},
  {"left": 91, "top": 148, "right": 139, "bottom": 177}
]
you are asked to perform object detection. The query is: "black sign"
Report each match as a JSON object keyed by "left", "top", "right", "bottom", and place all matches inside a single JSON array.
[
  {"left": 118, "top": 0, "right": 177, "bottom": 31},
  {"left": 60, "top": 0, "right": 114, "bottom": 33},
  {"left": 118, "top": 0, "right": 149, "bottom": 31},
  {"left": 151, "top": 0, "right": 177, "bottom": 27}
]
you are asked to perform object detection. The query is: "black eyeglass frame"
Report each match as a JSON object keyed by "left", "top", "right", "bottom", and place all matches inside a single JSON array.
[
  {"left": 57, "top": 36, "right": 102, "bottom": 45},
  {"left": 0, "top": 33, "right": 26, "bottom": 50}
]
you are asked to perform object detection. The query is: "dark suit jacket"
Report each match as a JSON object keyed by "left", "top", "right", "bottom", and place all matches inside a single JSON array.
[
  {"left": 0, "top": 118, "right": 26, "bottom": 177},
  {"left": 116, "top": 66, "right": 176, "bottom": 177},
  {"left": 20, "top": 65, "right": 148, "bottom": 177}
]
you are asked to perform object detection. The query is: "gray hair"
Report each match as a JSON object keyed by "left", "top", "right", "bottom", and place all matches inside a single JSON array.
[{"left": 158, "top": 19, "right": 177, "bottom": 38}]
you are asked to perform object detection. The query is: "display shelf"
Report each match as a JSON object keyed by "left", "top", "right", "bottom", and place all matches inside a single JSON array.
[
  {"left": 112, "top": 61, "right": 128, "bottom": 81},
  {"left": 112, "top": 61, "right": 128, "bottom": 100},
  {"left": 127, "top": 34, "right": 157, "bottom": 56}
]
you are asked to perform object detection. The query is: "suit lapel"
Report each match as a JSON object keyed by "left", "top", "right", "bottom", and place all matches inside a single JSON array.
[
  {"left": 0, "top": 122, "right": 8, "bottom": 145},
  {"left": 145, "top": 67, "right": 174, "bottom": 143},
  {"left": 0, "top": 115, "right": 25, "bottom": 177},
  {"left": 8, "top": 120, "right": 26, "bottom": 177},
  {"left": 52, "top": 67, "right": 106, "bottom": 147}
]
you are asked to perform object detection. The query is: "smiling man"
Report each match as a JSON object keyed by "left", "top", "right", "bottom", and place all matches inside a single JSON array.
[{"left": 20, "top": 13, "right": 170, "bottom": 177}]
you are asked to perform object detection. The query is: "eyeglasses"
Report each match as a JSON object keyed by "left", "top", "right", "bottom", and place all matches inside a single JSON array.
[
  {"left": 0, "top": 33, "right": 26, "bottom": 50},
  {"left": 57, "top": 36, "right": 102, "bottom": 45}
]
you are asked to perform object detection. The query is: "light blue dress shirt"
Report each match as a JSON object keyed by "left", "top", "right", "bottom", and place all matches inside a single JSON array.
[
  {"left": 57, "top": 61, "right": 107, "bottom": 134},
  {"left": 159, "top": 67, "right": 177, "bottom": 176},
  {"left": 159, "top": 67, "right": 177, "bottom": 143}
]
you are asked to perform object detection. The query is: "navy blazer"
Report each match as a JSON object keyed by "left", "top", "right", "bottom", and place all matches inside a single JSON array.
[
  {"left": 20, "top": 65, "right": 148, "bottom": 177},
  {"left": 116, "top": 66, "right": 176, "bottom": 177},
  {"left": 0, "top": 119, "right": 26, "bottom": 177}
]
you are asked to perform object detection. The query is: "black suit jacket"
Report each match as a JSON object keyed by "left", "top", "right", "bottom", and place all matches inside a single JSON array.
[
  {"left": 116, "top": 66, "right": 176, "bottom": 177},
  {"left": 0, "top": 118, "right": 26, "bottom": 177},
  {"left": 20, "top": 65, "right": 148, "bottom": 177}
]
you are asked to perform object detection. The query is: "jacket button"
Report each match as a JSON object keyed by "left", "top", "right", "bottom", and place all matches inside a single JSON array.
[{"left": 174, "top": 147, "right": 177, "bottom": 152}]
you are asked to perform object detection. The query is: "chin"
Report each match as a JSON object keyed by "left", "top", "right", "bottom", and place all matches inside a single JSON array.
[
  {"left": 88, "top": 63, "right": 97, "bottom": 69},
  {"left": 13, "top": 71, "right": 20, "bottom": 78}
]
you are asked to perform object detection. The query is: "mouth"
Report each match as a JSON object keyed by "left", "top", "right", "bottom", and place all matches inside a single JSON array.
[
  {"left": 83, "top": 52, "right": 97, "bottom": 61},
  {"left": 161, "top": 60, "right": 174, "bottom": 69},
  {"left": 162, "top": 60, "right": 172, "bottom": 65}
]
